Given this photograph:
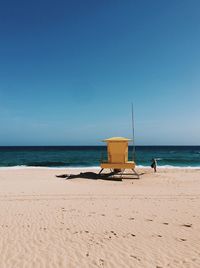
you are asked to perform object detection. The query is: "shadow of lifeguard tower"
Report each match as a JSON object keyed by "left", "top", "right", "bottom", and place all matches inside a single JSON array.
[{"left": 99, "top": 137, "right": 139, "bottom": 179}]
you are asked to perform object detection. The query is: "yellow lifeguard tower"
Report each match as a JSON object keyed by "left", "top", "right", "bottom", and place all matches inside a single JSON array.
[{"left": 99, "top": 137, "right": 139, "bottom": 178}]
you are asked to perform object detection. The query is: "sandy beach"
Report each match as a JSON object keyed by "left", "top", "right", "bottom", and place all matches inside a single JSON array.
[{"left": 0, "top": 167, "right": 200, "bottom": 268}]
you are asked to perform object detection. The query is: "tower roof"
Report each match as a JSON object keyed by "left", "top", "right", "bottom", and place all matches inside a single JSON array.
[{"left": 103, "top": 137, "right": 132, "bottom": 142}]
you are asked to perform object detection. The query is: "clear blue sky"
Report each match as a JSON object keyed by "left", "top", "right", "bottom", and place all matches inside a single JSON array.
[{"left": 0, "top": 0, "right": 200, "bottom": 145}]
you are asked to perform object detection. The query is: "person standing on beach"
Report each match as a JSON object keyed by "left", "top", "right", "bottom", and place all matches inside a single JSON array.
[{"left": 151, "top": 158, "right": 157, "bottom": 172}]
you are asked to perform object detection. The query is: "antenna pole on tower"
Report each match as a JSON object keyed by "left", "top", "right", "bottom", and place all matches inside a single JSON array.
[{"left": 131, "top": 103, "right": 135, "bottom": 161}]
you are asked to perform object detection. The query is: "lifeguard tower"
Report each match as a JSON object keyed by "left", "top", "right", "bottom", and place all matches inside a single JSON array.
[{"left": 99, "top": 137, "right": 139, "bottom": 178}]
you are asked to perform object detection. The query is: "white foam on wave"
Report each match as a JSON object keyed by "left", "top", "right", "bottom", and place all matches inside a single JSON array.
[
  {"left": 0, "top": 165, "right": 200, "bottom": 170},
  {"left": 137, "top": 165, "right": 200, "bottom": 169},
  {"left": 0, "top": 165, "right": 61, "bottom": 170},
  {"left": 0, "top": 165, "right": 101, "bottom": 170}
]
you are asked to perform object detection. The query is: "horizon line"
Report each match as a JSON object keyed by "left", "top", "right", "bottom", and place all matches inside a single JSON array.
[{"left": 0, "top": 145, "right": 200, "bottom": 147}]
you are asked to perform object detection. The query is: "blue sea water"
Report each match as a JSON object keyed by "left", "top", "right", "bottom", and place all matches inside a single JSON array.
[{"left": 0, "top": 146, "right": 200, "bottom": 168}]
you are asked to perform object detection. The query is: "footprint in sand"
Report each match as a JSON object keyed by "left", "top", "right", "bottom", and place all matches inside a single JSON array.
[
  {"left": 130, "top": 255, "right": 141, "bottom": 261},
  {"left": 182, "top": 224, "right": 192, "bottom": 228},
  {"left": 152, "top": 234, "right": 162, "bottom": 238},
  {"left": 99, "top": 259, "right": 104, "bottom": 266},
  {"left": 123, "top": 233, "right": 136, "bottom": 238},
  {"left": 177, "top": 238, "right": 187, "bottom": 242}
]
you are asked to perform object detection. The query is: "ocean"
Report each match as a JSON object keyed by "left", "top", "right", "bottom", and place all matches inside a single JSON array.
[{"left": 0, "top": 146, "right": 200, "bottom": 168}]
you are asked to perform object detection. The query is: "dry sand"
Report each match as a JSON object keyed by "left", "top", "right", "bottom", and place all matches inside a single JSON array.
[{"left": 0, "top": 167, "right": 200, "bottom": 268}]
